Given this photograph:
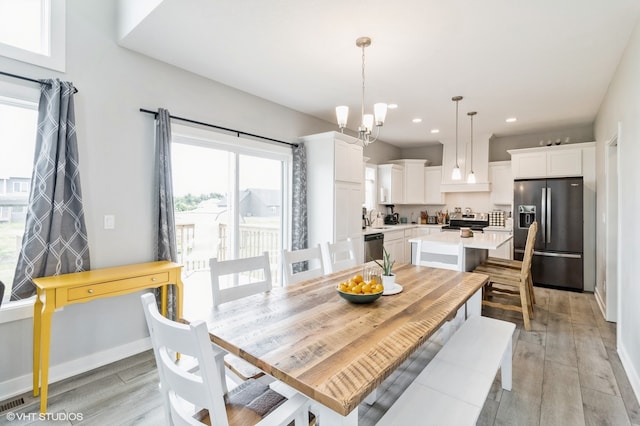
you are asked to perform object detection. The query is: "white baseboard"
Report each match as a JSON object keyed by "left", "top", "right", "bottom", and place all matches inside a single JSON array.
[
  {"left": 618, "top": 341, "right": 640, "bottom": 406},
  {"left": 0, "top": 337, "right": 152, "bottom": 403}
]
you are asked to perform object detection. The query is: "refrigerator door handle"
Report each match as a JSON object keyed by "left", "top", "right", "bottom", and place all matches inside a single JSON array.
[
  {"left": 541, "top": 187, "right": 546, "bottom": 244},
  {"left": 547, "top": 188, "right": 551, "bottom": 243},
  {"left": 533, "top": 250, "right": 582, "bottom": 259},
  {"left": 515, "top": 248, "right": 582, "bottom": 259}
]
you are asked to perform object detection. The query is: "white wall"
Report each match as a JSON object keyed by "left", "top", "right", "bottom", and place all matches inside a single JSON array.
[
  {"left": 0, "top": 0, "right": 336, "bottom": 399},
  {"left": 594, "top": 17, "right": 640, "bottom": 403}
]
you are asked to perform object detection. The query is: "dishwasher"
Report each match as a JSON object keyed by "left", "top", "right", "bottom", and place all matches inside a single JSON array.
[{"left": 364, "top": 233, "right": 384, "bottom": 262}]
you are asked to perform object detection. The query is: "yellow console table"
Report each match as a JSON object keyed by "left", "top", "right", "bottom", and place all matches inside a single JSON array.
[{"left": 32, "top": 260, "right": 183, "bottom": 413}]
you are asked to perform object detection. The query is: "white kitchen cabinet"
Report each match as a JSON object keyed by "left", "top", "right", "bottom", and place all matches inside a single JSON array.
[
  {"left": 384, "top": 229, "right": 405, "bottom": 264},
  {"left": 509, "top": 144, "right": 586, "bottom": 179},
  {"left": 335, "top": 140, "right": 365, "bottom": 183},
  {"left": 489, "top": 161, "right": 513, "bottom": 205},
  {"left": 389, "top": 159, "right": 427, "bottom": 204},
  {"left": 546, "top": 148, "right": 582, "bottom": 177},
  {"left": 301, "top": 131, "right": 364, "bottom": 263},
  {"left": 378, "top": 164, "right": 404, "bottom": 204},
  {"left": 424, "top": 166, "right": 445, "bottom": 205}
]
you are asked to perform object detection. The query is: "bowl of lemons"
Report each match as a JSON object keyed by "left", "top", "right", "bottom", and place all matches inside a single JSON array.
[{"left": 337, "top": 274, "right": 384, "bottom": 304}]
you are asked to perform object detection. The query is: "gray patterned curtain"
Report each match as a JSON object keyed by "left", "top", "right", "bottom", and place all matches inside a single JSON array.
[
  {"left": 291, "top": 143, "right": 308, "bottom": 272},
  {"left": 153, "top": 108, "right": 178, "bottom": 318},
  {"left": 11, "top": 79, "right": 90, "bottom": 300}
]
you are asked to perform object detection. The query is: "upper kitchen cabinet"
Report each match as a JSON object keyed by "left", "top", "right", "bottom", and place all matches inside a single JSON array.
[
  {"left": 508, "top": 143, "right": 594, "bottom": 179},
  {"left": 424, "top": 166, "right": 445, "bottom": 205},
  {"left": 440, "top": 133, "right": 491, "bottom": 192},
  {"left": 388, "top": 159, "right": 428, "bottom": 204},
  {"left": 489, "top": 161, "right": 513, "bottom": 205},
  {"left": 378, "top": 163, "right": 404, "bottom": 204},
  {"left": 300, "top": 132, "right": 364, "bottom": 262},
  {"left": 335, "top": 139, "right": 365, "bottom": 183}
]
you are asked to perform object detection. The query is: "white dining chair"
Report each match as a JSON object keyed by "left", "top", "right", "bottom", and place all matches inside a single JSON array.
[
  {"left": 209, "top": 252, "right": 272, "bottom": 307},
  {"left": 140, "top": 293, "right": 311, "bottom": 426},
  {"left": 323, "top": 238, "right": 357, "bottom": 274},
  {"left": 414, "top": 240, "right": 464, "bottom": 271},
  {"left": 209, "top": 252, "right": 273, "bottom": 382},
  {"left": 282, "top": 245, "right": 325, "bottom": 286}
]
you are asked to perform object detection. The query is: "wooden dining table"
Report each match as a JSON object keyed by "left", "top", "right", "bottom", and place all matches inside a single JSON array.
[{"left": 183, "top": 262, "right": 489, "bottom": 425}]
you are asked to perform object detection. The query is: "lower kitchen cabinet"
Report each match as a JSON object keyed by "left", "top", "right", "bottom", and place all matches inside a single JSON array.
[{"left": 384, "top": 229, "right": 405, "bottom": 264}]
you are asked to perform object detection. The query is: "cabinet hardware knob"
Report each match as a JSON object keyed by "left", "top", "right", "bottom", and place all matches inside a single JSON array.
[
  {"left": 151, "top": 277, "right": 157, "bottom": 281},
  {"left": 88, "top": 289, "right": 94, "bottom": 294}
]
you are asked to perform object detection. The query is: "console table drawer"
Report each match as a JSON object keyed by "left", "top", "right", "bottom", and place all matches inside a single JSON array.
[{"left": 67, "top": 272, "right": 170, "bottom": 301}]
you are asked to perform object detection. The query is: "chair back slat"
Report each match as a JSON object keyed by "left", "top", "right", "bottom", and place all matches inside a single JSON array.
[
  {"left": 282, "top": 245, "right": 325, "bottom": 286},
  {"left": 210, "top": 252, "right": 272, "bottom": 307},
  {"left": 324, "top": 238, "right": 357, "bottom": 273},
  {"left": 141, "top": 293, "right": 229, "bottom": 426},
  {"left": 520, "top": 222, "right": 538, "bottom": 278}
]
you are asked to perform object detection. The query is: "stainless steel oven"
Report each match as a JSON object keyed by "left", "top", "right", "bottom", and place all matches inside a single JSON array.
[{"left": 364, "top": 233, "right": 384, "bottom": 262}]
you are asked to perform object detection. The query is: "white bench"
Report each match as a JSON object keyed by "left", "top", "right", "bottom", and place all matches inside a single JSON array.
[{"left": 377, "top": 315, "right": 516, "bottom": 426}]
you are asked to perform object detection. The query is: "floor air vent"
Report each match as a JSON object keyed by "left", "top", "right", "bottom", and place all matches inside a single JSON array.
[{"left": 0, "top": 397, "right": 24, "bottom": 413}]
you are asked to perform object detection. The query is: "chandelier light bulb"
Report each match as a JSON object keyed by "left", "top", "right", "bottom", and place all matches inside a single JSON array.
[
  {"left": 336, "top": 106, "right": 349, "bottom": 130},
  {"left": 374, "top": 103, "right": 387, "bottom": 126}
]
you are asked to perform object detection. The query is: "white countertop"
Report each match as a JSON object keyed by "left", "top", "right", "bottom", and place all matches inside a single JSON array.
[{"left": 408, "top": 231, "right": 512, "bottom": 250}]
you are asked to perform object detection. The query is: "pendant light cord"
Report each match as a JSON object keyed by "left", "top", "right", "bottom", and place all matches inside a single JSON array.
[
  {"left": 455, "top": 98, "right": 459, "bottom": 167},
  {"left": 361, "top": 42, "right": 366, "bottom": 128},
  {"left": 469, "top": 113, "right": 473, "bottom": 171}
]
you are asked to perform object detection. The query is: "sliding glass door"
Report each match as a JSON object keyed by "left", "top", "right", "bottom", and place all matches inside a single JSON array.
[{"left": 171, "top": 125, "right": 290, "bottom": 290}]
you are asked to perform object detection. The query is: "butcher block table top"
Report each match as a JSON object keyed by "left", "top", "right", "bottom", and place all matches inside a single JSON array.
[{"left": 183, "top": 262, "right": 489, "bottom": 418}]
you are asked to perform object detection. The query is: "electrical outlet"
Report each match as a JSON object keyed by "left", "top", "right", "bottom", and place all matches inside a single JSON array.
[{"left": 104, "top": 215, "right": 115, "bottom": 230}]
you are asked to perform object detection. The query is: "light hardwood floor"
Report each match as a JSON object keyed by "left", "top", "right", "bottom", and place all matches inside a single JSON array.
[{"left": 2, "top": 287, "right": 639, "bottom": 425}]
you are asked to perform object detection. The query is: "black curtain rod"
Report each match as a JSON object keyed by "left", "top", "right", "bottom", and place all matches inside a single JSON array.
[
  {"left": 0, "top": 70, "right": 79, "bottom": 93},
  {"left": 139, "top": 108, "right": 298, "bottom": 148}
]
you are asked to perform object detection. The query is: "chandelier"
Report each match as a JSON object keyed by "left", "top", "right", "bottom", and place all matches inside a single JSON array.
[
  {"left": 336, "top": 36, "right": 387, "bottom": 145},
  {"left": 451, "top": 96, "right": 463, "bottom": 180}
]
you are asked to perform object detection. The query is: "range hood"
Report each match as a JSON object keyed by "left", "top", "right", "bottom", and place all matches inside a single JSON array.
[{"left": 439, "top": 133, "right": 492, "bottom": 192}]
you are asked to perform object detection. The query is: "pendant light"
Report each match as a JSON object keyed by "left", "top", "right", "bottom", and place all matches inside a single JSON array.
[
  {"left": 451, "top": 96, "right": 463, "bottom": 180},
  {"left": 467, "top": 111, "right": 477, "bottom": 184}
]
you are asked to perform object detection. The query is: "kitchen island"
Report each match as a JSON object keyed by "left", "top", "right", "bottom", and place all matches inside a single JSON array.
[{"left": 408, "top": 231, "right": 513, "bottom": 272}]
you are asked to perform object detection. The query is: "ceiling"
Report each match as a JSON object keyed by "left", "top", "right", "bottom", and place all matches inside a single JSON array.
[{"left": 118, "top": 0, "right": 640, "bottom": 147}]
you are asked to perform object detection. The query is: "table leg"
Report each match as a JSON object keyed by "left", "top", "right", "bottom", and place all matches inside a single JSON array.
[
  {"left": 32, "top": 290, "right": 43, "bottom": 397},
  {"left": 174, "top": 276, "right": 183, "bottom": 324},
  {"left": 38, "top": 291, "right": 55, "bottom": 413},
  {"left": 160, "top": 285, "right": 168, "bottom": 317}
]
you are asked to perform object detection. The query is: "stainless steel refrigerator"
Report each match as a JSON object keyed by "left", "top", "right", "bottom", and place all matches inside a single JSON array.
[{"left": 513, "top": 177, "right": 583, "bottom": 291}]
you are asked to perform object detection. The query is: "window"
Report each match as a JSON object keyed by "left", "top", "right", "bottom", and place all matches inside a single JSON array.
[
  {"left": 0, "top": 0, "right": 65, "bottom": 71},
  {"left": 170, "top": 124, "right": 291, "bottom": 310},
  {"left": 0, "top": 89, "right": 38, "bottom": 307},
  {"left": 364, "top": 164, "right": 377, "bottom": 210}
]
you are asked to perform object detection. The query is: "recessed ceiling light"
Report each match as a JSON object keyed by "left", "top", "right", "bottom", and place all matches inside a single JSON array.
[
  {"left": 412, "top": 118, "right": 422, "bottom": 123},
  {"left": 388, "top": 104, "right": 398, "bottom": 109},
  {"left": 506, "top": 117, "right": 517, "bottom": 123},
  {"left": 430, "top": 129, "right": 440, "bottom": 134}
]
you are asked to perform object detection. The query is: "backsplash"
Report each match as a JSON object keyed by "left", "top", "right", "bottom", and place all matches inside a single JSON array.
[{"left": 388, "top": 191, "right": 512, "bottom": 223}]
